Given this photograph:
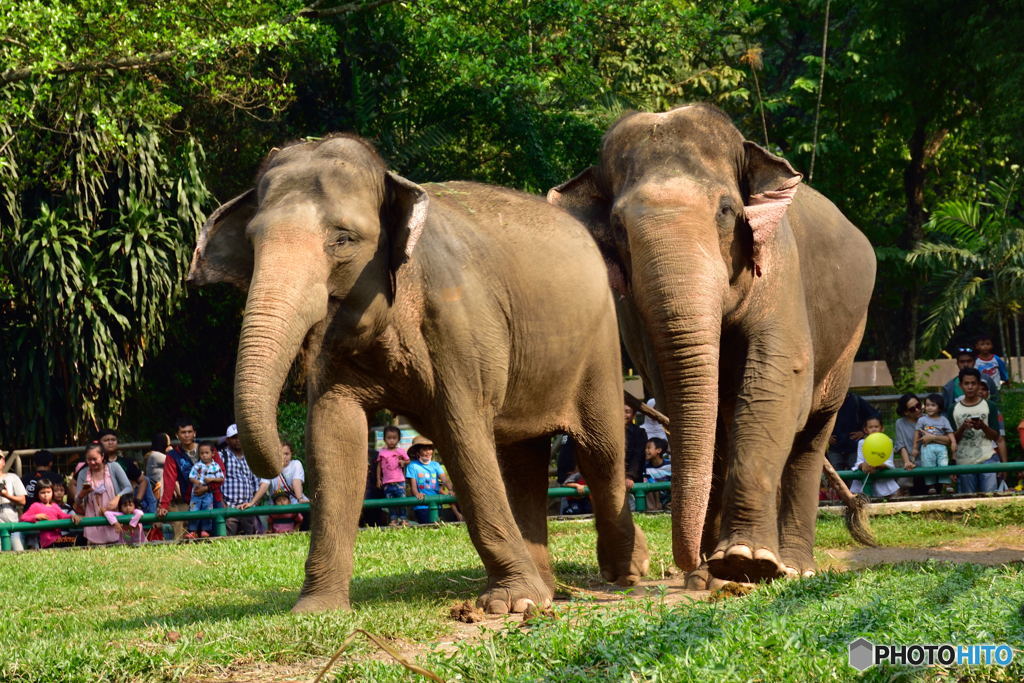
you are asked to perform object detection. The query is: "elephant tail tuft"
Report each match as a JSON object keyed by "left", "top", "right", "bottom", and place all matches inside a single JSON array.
[{"left": 843, "top": 493, "right": 878, "bottom": 547}]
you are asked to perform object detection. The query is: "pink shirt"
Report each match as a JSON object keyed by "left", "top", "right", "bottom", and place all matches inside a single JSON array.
[
  {"left": 20, "top": 502, "right": 73, "bottom": 548},
  {"left": 377, "top": 448, "right": 409, "bottom": 485}
]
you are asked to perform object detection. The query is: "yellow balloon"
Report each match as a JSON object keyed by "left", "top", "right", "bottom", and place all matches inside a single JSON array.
[{"left": 863, "top": 432, "right": 893, "bottom": 467}]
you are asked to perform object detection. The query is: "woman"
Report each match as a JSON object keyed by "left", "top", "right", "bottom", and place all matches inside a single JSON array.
[
  {"left": 893, "top": 393, "right": 922, "bottom": 496},
  {"left": 97, "top": 428, "right": 156, "bottom": 514},
  {"left": 74, "top": 443, "right": 133, "bottom": 545},
  {"left": 255, "top": 442, "right": 308, "bottom": 505}
]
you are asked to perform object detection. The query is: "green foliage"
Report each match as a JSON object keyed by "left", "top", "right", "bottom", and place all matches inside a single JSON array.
[
  {"left": 0, "top": 1, "right": 333, "bottom": 447},
  {"left": 277, "top": 401, "right": 307, "bottom": 461},
  {"left": 3, "top": 0, "right": 1024, "bottom": 444},
  {"left": 907, "top": 172, "right": 1024, "bottom": 358},
  {"left": 892, "top": 363, "right": 938, "bottom": 395}
]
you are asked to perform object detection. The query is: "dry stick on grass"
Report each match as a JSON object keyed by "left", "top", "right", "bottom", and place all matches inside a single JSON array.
[
  {"left": 312, "top": 629, "right": 445, "bottom": 683},
  {"left": 623, "top": 390, "right": 877, "bottom": 547}
]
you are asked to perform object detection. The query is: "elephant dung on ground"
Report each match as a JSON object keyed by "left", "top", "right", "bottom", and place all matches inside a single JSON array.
[
  {"left": 549, "top": 104, "right": 876, "bottom": 585},
  {"left": 188, "top": 134, "right": 648, "bottom": 613}
]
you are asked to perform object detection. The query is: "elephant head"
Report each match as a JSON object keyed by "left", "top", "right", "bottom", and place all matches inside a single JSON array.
[
  {"left": 548, "top": 104, "right": 802, "bottom": 572},
  {"left": 187, "top": 135, "right": 428, "bottom": 477}
]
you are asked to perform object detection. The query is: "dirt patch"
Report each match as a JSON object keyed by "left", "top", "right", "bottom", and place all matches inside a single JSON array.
[{"left": 820, "top": 526, "right": 1024, "bottom": 570}]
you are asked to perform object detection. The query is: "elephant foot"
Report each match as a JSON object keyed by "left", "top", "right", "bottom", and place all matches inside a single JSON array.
[
  {"left": 706, "top": 543, "right": 784, "bottom": 583},
  {"left": 683, "top": 566, "right": 733, "bottom": 591},
  {"left": 598, "top": 523, "right": 650, "bottom": 586},
  {"left": 476, "top": 573, "right": 553, "bottom": 614},
  {"left": 780, "top": 546, "right": 817, "bottom": 579},
  {"left": 291, "top": 592, "right": 351, "bottom": 613},
  {"left": 781, "top": 565, "right": 817, "bottom": 579}
]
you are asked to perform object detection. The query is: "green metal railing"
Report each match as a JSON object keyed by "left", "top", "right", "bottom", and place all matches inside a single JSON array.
[{"left": 4, "top": 462, "right": 1024, "bottom": 550}]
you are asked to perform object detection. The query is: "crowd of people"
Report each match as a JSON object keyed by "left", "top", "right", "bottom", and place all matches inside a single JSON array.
[
  {"left": 2, "top": 339, "right": 1020, "bottom": 549},
  {"left": 2, "top": 419, "right": 310, "bottom": 551},
  {"left": 828, "top": 337, "right": 1020, "bottom": 500}
]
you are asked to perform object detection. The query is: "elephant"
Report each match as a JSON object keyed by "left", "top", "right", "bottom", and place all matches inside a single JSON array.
[
  {"left": 549, "top": 104, "right": 876, "bottom": 585},
  {"left": 187, "top": 134, "right": 648, "bottom": 613}
]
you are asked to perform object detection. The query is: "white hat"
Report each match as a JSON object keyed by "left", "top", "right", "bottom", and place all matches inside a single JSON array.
[{"left": 226, "top": 424, "right": 239, "bottom": 438}]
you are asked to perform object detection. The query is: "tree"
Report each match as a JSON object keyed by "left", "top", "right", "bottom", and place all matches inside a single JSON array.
[
  {"left": 907, "top": 171, "right": 1024, "bottom": 379},
  {"left": 734, "top": 0, "right": 1024, "bottom": 372},
  {"left": 0, "top": 1, "right": 336, "bottom": 447}
]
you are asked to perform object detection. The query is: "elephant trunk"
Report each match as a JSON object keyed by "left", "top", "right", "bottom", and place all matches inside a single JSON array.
[
  {"left": 631, "top": 237, "right": 725, "bottom": 573},
  {"left": 234, "top": 241, "right": 327, "bottom": 478}
]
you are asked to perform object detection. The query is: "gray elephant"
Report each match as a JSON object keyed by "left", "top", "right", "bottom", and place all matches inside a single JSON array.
[
  {"left": 188, "top": 134, "right": 648, "bottom": 613},
  {"left": 549, "top": 104, "right": 875, "bottom": 584}
]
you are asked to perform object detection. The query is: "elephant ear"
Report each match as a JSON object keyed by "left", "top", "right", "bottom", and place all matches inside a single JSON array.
[
  {"left": 188, "top": 189, "right": 258, "bottom": 290},
  {"left": 742, "top": 141, "right": 802, "bottom": 275},
  {"left": 548, "top": 168, "right": 628, "bottom": 295},
  {"left": 382, "top": 171, "right": 429, "bottom": 294}
]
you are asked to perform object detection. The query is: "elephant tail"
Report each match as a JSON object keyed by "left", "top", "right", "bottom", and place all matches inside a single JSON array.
[
  {"left": 822, "top": 458, "right": 878, "bottom": 547},
  {"left": 843, "top": 494, "right": 878, "bottom": 547}
]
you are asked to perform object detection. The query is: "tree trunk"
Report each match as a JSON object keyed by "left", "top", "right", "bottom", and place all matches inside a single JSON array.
[{"left": 875, "top": 117, "right": 947, "bottom": 379}]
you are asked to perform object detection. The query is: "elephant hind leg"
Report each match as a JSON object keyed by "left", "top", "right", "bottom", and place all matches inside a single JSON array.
[
  {"left": 433, "top": 409, "right": 551, "bottom": 614},
  {"left": 778, "top": 409, "right": 838, "bottom": 578},
  {"left": 497, "top": 437, "right": 556, "bottom": 594},
  {"left": 571, "top": 406, "right": 649, "bottom": 586}
]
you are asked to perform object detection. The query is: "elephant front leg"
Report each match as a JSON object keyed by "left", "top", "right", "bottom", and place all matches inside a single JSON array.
[
  {"left": 708, "top": 343, "right": 811, "bottom": 583},
  {"left": 292, "top": 391, "right": 367, "bottom": 613}
]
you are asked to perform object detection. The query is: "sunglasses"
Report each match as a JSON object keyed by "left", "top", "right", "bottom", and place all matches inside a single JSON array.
[
  {"left": 906, "top": 404, "right": 922, "bottom": 412},
  {"left": 956, "top": 347, "right": 974, "bottom": 354}
]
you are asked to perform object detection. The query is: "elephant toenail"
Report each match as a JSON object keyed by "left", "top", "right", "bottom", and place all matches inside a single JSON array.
[
  {"left": 782, "top": 565, "right": 799, "bottom": 578},
  {"left": 512, "top": 598, "right": 535, "bottom": 613},
  {"left": 488, "top": 600, "right": 510, "bottom": 615},
  {"left": 802, "top": 570, "right": 816, "bottom": 578},
  {"left": 708, "top": 549, "right": 725, "bottom": 563},
  {"left": 727, "top": 544, "right": 753, "bottom": 560},
  {"left": 753, "top": 548, "right": 778, "bottom": 566}
]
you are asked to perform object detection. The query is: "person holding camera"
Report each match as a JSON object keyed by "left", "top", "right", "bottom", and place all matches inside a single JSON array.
[
  {"left": 949, "top": 367, "right": 1006, "bottom": 494},
  {"left": 0, "top": 451, "right": 29, "bottom": 551}
]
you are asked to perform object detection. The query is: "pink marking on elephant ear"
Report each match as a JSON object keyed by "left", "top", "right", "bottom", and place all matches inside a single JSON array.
[
  {"left": 744, "top": 178, "right": 800, "bottom": 275},
  {"left": 403, "top": 190, "right": 429, "bottom": 259}
]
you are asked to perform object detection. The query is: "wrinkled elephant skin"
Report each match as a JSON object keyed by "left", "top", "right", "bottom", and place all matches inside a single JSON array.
[
  {"left": 549, "top": 105, "right": 875, "bottom": 583},
  {"left": 188, "top": 135, "right": 648, "bottom": 613}
]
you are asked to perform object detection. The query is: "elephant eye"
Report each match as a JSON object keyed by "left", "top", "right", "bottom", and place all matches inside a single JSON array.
[{"left": 331, "top": 230, "right": 355, "bottom": 247}]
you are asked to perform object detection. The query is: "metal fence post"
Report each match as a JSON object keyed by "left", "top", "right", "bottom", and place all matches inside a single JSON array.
[
  {"left": 214, "top": 509, "right": 228, "bottom": 537},
  {"left": 0, "top": 527, "right": 10, "bottom": 552},
  {"left": 427, "top": 498, "right": 440, "bottom": 523},
  {"left": 633, "top": 486, "right": 647, "bottom": 512}
]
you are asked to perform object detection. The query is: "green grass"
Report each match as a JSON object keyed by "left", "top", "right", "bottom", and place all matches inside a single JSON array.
[{"left": 1, "top": 508, "right": 1023, "bottom": 681}]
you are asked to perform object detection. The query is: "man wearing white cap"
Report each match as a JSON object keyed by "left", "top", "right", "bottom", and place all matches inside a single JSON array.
[{"left": 220, "top": 424, "right": 261, "bottom": 535}]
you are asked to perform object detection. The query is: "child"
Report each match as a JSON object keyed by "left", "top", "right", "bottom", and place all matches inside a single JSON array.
[
  {"left": 850, "top": 417, "right": 900, "bottom": 499},
  {"left": 405, "top": 437, "right": 452, "bottom": 524},
  {"left": 19, "top": 479, "right": 80, "bottom": 549},
  {"left": 561, "top": 467, "right": 592, "bottom": 515},
  {"left": 376, "top": 426, "right": 410, "bottom": 526},
  {"left": 912, "top": 393, "right": 957, "bottom": 494},
  {"left": 104, "top": 495, "right": 146, "bottom": 545},
  {"left": 49, "top": 481, "right": 84, "bottom": 547},
  {"left": 643, "top": 437, "right": 671, "bottom": 510},
  {"left": 268, "top": 491, "right": 304, "bottom": 533},
  {"left": 187, "top": 443, "right": 224, "bottom": 538},
  {"left": 975, "top": 335, "right": 1010, "bottom": 391}
]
